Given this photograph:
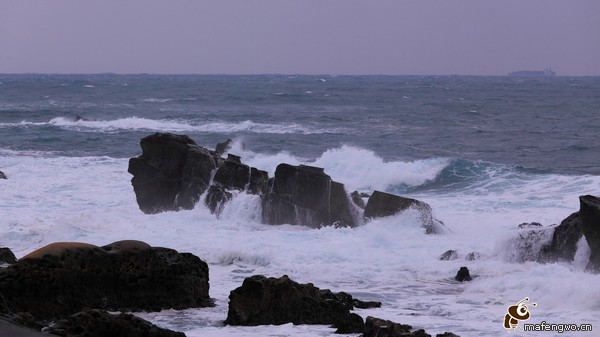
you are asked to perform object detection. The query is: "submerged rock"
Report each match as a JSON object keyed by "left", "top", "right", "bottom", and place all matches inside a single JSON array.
[
  {"left": 0, "top": 171, "right": 6, "bottom": 179},
  {"left": 44, "top": 308, "right": 185, "bottom": 337},
  {"left": 455, "top": 266, "right": 472, "bottom": 282},
  {"left": 363, "top": 316, "right": 419, "bottom": 337},
  {"left": 439, "top": 249, "right": 459, "bottom": 261},
  {"left": 224, "top": 274, "right": 379, "bottom": 326},
  {"left": 0, "top": 240, "right": 212, "bottom": 320}
]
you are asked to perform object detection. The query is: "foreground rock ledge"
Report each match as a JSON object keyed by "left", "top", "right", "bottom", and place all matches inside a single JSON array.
[
  {"left": 44, "top": 309, "right": 185, "bottom": 337},
  {"left": 0, "top": 240, "right": 212, "bottom": 320},
  {"left": 224, "top": 275, "right": 380, "bottom": 328}
]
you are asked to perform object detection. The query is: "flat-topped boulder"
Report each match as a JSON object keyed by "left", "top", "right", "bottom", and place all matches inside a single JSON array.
[
  {"left": 0, "top": 240, "right": 212, "bottom": 320},
  {"left": 262, "top": 164, "right": 358, "bottom": 228}
]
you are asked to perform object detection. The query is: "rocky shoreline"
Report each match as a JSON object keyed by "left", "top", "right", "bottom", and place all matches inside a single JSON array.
[{"left": 2, "top": 132, "right": 598, "bottom": 336}]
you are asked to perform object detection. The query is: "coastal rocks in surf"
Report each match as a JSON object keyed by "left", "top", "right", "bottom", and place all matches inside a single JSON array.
[
  {"left": 224, "top": 274, "right": 380, "bottom": 327},
  {"left": 0, "top": 171, "right": 6, "bottom": 179},
  {"left": 364, "top": 190, "right": 445, "bottom": 234},
  {"left": 539, "top": 195, "right": 600, "bottom": 271},
  {"left": 128, "top": 133, "right": 269, "bottom": 215},
  {"left": 362, "top": 316, "right": 459, "bottom": 337},
  {"left": 262, "top": 164, "right": 358, "bottom": 228},
  {"left": 507, "top": 195, "right": 600, "bottom": 272},
  {"left": 0, "top": 240, "right": 212, "bottom": 320},
  {"left": 128, "top": 133, "right": 438, "bottom": 230},
  {"left": 43, "top": 309, "right": 186, "bottom": 337},
  {"left": 128, "top": 133, "right": 222, "bottom": 214}
]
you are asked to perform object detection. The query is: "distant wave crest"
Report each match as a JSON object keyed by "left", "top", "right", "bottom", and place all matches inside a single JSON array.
[{"left": 3, "top": 116, "right": 346, "bottom": 135}]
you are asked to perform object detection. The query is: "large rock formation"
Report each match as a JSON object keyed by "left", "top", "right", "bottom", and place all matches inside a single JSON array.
[
  {"left": 224, "top": 275, "right": 380, "bottom": 327},
  {"left": 43, "top": 309, "right": 185, "bottom": 337},
  {"left": 128, "top": 133, "right": 440, "bottom": 231},
  {"left": 364, "top": 191, "right": 444, "bottom": 233},
  {"left": 0, "top": 240, "right": 212, "bottom": 320},
  {"left": 262, "top": 164, "right": 358, "bottom": 228},
  {"left": 128, "top": 133, "right": 222, "bottom": 214},
  {"left": 510, "top": 195, "right": 600, "bottom": 272}
]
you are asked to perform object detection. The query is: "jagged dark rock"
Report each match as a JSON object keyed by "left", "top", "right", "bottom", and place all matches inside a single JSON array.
[
  {"left": 518, "top": 222, "right": 543, "bottom": 229},
  {"left": 537, "top": 195, "right": 600, "bottom": 272},
  {"left": 455, "top": 267, "right": 472, "bottom": 282},
  {"left": 128, "top": 133, "right": 221, "bottom": 214},
  {"left": 205, "top": 186, "right": 233, "bottom": 215},
  {"left": 540, "top": 213, "right": 582, "bottom": 262},
  {"left": 215, "top": 139, "right": 233, "bottom": 157},
  {"left": 213, "top": 159, "right": 250, "bottom": 191},
  {"left": 364, "top": 191, "right": 444, "bottom": 234},
  {"left": 334, "top": 313, "right": 364, "bottom": 334},
  {"left": 439, "top": 250, "right": 458, "bottom": 261},
  {"left": 262, "top": 164, "right": 357, "bottom": 228},
  {"left": 580, "top": 195, "right": 600, "bottom": 272},
  {"left": 248, "top": 167, "right": 269, "bottom": 196},
  {"left": 0, "top": 248, "right": 17, "bottom": 265},
  {"left": 0, "top": 171, "right": 6, "bottom": 179},
  {"left": 43, "top": 308, "right": 185, "bottom": 337},
  {"left": 436, "top": 333, "right": 461, "bottom": 337},
  {"left": 0, "top": 241, "right": 212, "bottom": 320},
  {"left": 224, "top": 275, "right": 376, "bottom": 326},
  {"left": 363, "top": 316, "right": 414, "bottom": 337}
]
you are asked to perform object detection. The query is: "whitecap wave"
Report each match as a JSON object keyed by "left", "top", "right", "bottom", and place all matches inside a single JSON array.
[{"left": 39, "top": 116, "right": 346, "bottom": 134}]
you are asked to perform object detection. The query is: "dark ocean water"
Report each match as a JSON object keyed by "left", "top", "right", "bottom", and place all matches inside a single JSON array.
[{"left": 1, "top": 74, "right": 599, "bottom": 174}]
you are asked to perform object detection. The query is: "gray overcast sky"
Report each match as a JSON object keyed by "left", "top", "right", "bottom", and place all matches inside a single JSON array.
[{"left": 1, "top": 1, "right": 599, "bottom": 75}]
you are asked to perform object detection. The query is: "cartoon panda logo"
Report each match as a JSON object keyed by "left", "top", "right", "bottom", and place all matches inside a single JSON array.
[{"left": 504, "top": 297, "right": 536, "bottom": 332}]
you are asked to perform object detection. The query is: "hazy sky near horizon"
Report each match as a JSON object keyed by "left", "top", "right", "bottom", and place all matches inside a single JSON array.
[{"left": 1, "top": 1, "right": 599, "bottom": 75}]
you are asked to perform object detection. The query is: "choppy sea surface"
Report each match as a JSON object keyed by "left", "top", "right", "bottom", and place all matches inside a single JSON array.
[{"left": 1, "top": 74, "right": 599, "bottom": 336}]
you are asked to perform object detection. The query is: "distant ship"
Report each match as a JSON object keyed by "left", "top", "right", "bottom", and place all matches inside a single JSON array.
[{"left": 509, "top": 68, "right": 556, "bottom": 77}]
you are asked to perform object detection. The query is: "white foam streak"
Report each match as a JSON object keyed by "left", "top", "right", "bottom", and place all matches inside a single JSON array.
[{"left": 34, "top": 116, "right": 343, "bottom": 134}]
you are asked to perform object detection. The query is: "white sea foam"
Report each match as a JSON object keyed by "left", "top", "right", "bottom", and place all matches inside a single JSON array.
[
  {"left": 1, "top": 149, "right": 600, "bottom": 337},
  {"left": 17, "top": 116, "right": 346, "bottom": 135}
]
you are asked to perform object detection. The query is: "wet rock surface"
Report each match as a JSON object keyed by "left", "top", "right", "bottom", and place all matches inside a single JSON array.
[
  {"left": 0, "top": 240, "right": 212, "bottom": 320},
  {"left": 224, "top": 275, "right": 380, "bottom": 326}
]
